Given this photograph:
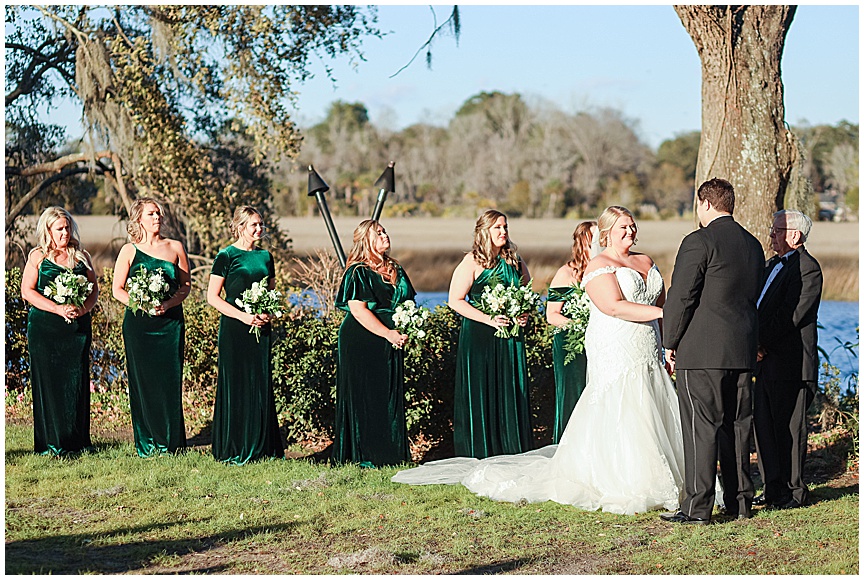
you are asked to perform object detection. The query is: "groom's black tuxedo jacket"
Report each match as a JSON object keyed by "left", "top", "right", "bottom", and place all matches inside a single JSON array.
[
  {"left": 663, "top": 215, "right": 764, "bottom": 370},
  {"left": 756, "top": 246, "right": 822, "bottom": 383}
]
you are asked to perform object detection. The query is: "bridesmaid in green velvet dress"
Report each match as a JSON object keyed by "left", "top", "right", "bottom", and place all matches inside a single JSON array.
[
  {"left": 333, "top": 220, "right": 414, "bottom": 467},
  {"left": 112, "top": 198, "right": 191, "bottom": 457},
  {"left": 546, "top": 220, "right": 597, "bottom": 443},
  {"left": 207, "top": 206, "right": 284, "bottom": 464},
  {"left": 21, "top": 207, "right": 99, "bottom": 456},
  {"left": 448, "top": 209, "right": 533, "bottom": 459}
]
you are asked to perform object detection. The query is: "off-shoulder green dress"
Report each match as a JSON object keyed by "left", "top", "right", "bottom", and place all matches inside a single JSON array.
[
  {"left": 210, "top": 245, "right": 283, "bottom": 465},
  {"left": 453, "top": 257, "right": 532, "bottom": 459},
  {"left": 333, "top": 263, "right": 416, "bottom": 467},
  {"left": 547, "top": 285, "right": 588, "bottom": 443},
  {"left": 27, "top": 259, "right": 93, "bottom": 455},
  {"left": 122, "top": 246, "right": 187, "bottom": 457}
]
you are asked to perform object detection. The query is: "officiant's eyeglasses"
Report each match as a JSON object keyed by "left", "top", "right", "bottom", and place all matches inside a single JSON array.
[{"left": 769, "top": 226, "right": 790, "bottom": 234}]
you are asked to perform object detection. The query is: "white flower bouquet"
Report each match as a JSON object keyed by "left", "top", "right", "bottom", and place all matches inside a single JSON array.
[
  {"left": 392, "top": 299, "right": 432, "bottom": 349},
  {"left": 43, "top": 269, "right": 93, "bottom": 323},
  {"left": 126, "top": 266, "right": 171, "bottom": 316},
  {"left": 478, "top": 278, "right": 541, "bottom": 338},
  {"left": 553, "top": 284, "right": 592, "bottom": 364},
  {"left": 235, "top": 277, "right": 284, "bottom": 343}
]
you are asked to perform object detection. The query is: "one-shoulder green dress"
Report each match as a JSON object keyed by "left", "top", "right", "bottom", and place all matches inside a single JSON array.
[
  {"left": 333, "top": 263, "right": 416, "bottom": 467},
  {"left": 453, "top": 258, "right": 532, "bottom": 459},
  {"left": 547, "top": 286, "right": 588, "bottom": 444},
  {"left": 27, "top": 259, "right": 93, "bottom": 455},
  {"left": 122, "top": 247, "right": 187, "bottom": 457},
  {"left": 210, "top": 245, "right": 283, "bottom": 465}
]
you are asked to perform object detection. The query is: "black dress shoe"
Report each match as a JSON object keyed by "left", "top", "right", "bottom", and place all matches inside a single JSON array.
[
  {"left": 774, "top": 499, "right": 803, "bottom": 510},
  {"left": 660, "top": 511, "right": 710, "bottom": 525},
  {"left": 718, "top": 507, "right": 752, "bottom": 520}
]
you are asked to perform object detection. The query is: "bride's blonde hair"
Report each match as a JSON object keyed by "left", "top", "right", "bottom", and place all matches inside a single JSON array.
[
  {"left": 34, "top": 207, "right": 89, "bottom": 269},
  {"left": 597, "top": 206, "right": 637, "bottom": 248}
]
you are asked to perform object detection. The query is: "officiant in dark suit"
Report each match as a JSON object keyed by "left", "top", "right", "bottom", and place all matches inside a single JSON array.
[
  {"left": 660, "top": 178, "right": 764, "bottom": 524},
  {"left": 753, "top": 209, "right": 823, "bottom": 510}
]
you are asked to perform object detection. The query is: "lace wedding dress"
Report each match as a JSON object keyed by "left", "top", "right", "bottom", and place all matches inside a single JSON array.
[{"left": 392, "top": 265, "right": 685, "bottom": 515}]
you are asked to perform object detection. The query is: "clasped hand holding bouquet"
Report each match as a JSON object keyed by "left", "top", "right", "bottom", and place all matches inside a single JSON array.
[
  {"left": 479, "top": 278, "right": 541, "bottom": 338},
  {"left": 43, "top": 269, "right": 94, "bottom": 323},
  {"left": 126, "top": 266, "right": 171, "bottom": 316},
  {"left": 235, "top": 277, "right": 284, "bottom": 342},
  {"left": 392, "top": 299, "right": 431, "bottom": 349}
]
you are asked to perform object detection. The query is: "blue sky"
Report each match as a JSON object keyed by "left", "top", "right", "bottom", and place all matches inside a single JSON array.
[
  {"left": 290, "top": 4, "right": 859, "bottom": 148},
  {"left": 41, "top": 4, "right": 858, "bottom": 150}
]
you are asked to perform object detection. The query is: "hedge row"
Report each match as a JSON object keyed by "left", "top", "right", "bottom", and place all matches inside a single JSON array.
[{"left": 5, "top": 268, "right": 557, "bottom": 458}]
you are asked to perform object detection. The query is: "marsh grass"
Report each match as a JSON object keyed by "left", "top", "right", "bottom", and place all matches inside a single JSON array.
[
  {"left": 819, "top": 255, "right": 860, "bottom": 301},
  {"left": 5, "top": 423, "right": 858, "bottom": 575}
]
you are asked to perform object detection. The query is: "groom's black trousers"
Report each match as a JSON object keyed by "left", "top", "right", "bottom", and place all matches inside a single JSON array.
[{"left": 677, "top": 368, "right": 755, "bottom": 520}]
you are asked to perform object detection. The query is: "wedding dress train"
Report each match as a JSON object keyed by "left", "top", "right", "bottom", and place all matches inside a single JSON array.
[{"left": 392, "top": 265, "right": 685, "bottom": 515}]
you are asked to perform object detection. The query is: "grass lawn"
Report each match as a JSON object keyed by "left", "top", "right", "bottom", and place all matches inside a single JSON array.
[{"left": 4, "top": 423, "right": 858, "bottom": 574}]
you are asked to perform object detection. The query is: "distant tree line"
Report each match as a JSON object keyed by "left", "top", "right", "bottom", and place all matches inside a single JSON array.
[{"left": 269, "top": 93, "right": 857, "bottom": 221}]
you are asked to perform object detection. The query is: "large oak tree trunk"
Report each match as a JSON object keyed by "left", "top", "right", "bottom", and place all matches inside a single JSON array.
[{"left": 675, "top": 5, "right": 797, "bottom": 252}]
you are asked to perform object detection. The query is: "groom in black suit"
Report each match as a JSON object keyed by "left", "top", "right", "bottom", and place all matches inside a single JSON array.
[
  {"left": 661, "top": 178, "right": 764, "bottom": 524},
  {"left": 753, "top": 210, "right": 822, "bottom": 510}
]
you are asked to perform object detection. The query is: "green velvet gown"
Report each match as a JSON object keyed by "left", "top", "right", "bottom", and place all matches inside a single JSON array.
[
  {"left": 453, "top": 257, "right": 532, "bottom": 459},
  {"left": 547, "top": 286, "right": 588, "bottom": 444},
  {"left": 27, "top": 259, "right": 93, "bottom": 456},
  {"left": 333, "top": 263, "right": 416, "bottom": 467},
  {"left": 122, "top": 247, "right": 187, "bottom": 457},
  {"left": 211, "top": 245, "right": 283, "bottom": 465}
]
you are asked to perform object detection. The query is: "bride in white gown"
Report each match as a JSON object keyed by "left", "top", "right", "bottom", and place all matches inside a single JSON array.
[{"left": 392, "top": 206, "right": 685, "bottom": 515}]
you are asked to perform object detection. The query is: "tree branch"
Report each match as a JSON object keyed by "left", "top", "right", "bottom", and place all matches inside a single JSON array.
[
  {"left": 5, "top": 166, "right": 98, "bottom": 233},
  {"left": 8, "top": 150, "right": 112, "bottom": 178},
  {"left": 390, "top": 6, "right": 460, "bottom": 78}
]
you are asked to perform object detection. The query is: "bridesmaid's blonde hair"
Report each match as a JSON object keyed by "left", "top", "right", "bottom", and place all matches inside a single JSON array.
[
  {"left": 229, "top": 206, "right": 266, "bottom": 241},
  {"left": 567, "top": 220, "right": 597, "bottom": 282},
  {"left": 34, "top": 206, "right": 89, "bottom": 269},
  {"left": 126, "top": 197, "right": 166, "bottom": 243},
  {"left": 345, "top": 219, "right": 399, "bottom": 285},
  {"left": 597, "top": 206, "right": 637, "bottom": 248},
  {"left": 472, "top": 209, "right": 519, "bottom": 269}
]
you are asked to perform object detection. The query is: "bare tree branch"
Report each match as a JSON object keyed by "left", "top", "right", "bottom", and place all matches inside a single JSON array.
[
  {"left": 8, "top": 150, "right": 111, "bottom": 178},
  {"left": 5, "top": 166, "right": 97, "bottom": 232},
  {"left": 390, "top": 6, "right": 460, "bottom": 78}
]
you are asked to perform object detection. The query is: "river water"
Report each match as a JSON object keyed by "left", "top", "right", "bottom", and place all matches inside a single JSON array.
[{"left": 416, "top": 292, "right": 859, "bottom": 382}]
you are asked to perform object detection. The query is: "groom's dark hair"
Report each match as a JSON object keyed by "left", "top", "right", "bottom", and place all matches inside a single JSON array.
[{"left": 697, "top": 178, "right": 735, "bottom": 214}]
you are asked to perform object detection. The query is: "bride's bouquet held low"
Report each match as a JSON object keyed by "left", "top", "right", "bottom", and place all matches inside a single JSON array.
[
  {"left": 479, "top": 278, "right": 541, "bottom": 338},
  {"left": 43, "top": 269, "right": 94, "bottom": 323},
  {"left": 235, "top": 277, "right": 284, "bottom": 343},
  {"left": 393, "top": 299, "right": 432, "bottom": 349},
  {"left": 553, "top": 284, "right": 592, "bottom": 364},
  {"left": 126, "top": 266, "right": 171, "bottom": 316}
]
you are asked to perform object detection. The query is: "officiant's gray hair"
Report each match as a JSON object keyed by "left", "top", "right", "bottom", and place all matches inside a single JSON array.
[{"left": 774, "top": 209, "right": 812, "bottom": 242}]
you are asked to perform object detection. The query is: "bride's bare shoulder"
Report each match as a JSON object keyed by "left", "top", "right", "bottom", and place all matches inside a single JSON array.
[{"left": 584, "top": 253, "right": 614, "bottom": 274}]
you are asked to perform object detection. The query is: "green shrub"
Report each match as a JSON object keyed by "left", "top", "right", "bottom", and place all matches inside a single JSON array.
[{"left": 4, "top": 267, "right": 29, "bottom": 394}]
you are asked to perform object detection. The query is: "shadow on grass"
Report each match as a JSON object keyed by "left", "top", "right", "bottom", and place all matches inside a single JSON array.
[
  {"left": 5, "top": 520, "right": 297, "bottom": 574},
  {"left": 810, "top": 484, "right": 859, "bottom": 503},
  {"left": 453, "top": 558, "right": 530, "bottom": 574},
  {"left": 4, "top": 438, "right": 129, "bottom": 461}
]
